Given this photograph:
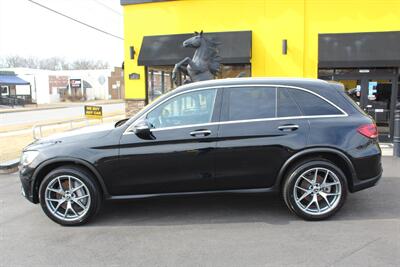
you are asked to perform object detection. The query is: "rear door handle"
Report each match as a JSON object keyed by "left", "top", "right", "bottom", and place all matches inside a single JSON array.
[
  {"left": 278, "top": 124, "right": 299, "bottom": 131},
  {"left": 190, "top": 129, "right": 212, "bottom": 137}
]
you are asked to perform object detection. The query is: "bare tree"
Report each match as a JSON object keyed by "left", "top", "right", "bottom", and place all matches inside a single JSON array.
[
  {"left": 0, "top": 56, "right": 110, "bottom": 70},
  {"left": 2, "top": 55, "right": 40, "bottom": 69},
  {"left": 39, "top": 57, "right": 70, "bottom": 70},
  {"left": 71, "top": 59, "right": 109, "bottom": 70}
]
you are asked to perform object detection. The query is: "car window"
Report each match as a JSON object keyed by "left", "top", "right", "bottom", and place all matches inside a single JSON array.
[
  {"left": 277, "top": 88, "right": 302, "bottom": 117},
  {"left": 147, "top": 89, "right": 217, "bottom": 128},
  {"left": 288, "top": 88, "right": 343, "bottom": 116},
  {"left": 225, "top": 87, "right": 276, "bottom": 121}
]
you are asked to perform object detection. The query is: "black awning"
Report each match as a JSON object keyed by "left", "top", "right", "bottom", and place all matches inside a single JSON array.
[
  {"left": 138, "top": 31, "right": 252, "bottom": 66},
  {"left": 319, "top": 31, "right": 400, "bottom": 68}
]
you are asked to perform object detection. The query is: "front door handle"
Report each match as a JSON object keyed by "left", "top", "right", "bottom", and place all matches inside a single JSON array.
[
  {"left": 278, "top": 124, "right": 299, "bottom": 131},
  {"left": 190, "top": 129, "right": 211, "bottom": 137}
]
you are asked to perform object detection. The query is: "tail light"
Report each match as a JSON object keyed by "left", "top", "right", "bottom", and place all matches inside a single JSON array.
[{"left": 357, "top": 123, "right": 378, "bottom": 139}]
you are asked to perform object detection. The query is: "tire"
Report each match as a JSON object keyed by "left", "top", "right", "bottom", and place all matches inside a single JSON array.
[
  {"left": 283, "top": 159, "right": 347, "bottom": 221},
  {"left": 39, "top": 165, "right": 102, "bottom": 226}
]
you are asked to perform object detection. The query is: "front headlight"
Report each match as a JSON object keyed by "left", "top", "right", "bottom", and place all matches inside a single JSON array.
[{"left": 20, "top": 151, "right": 39, "bottom": 166}]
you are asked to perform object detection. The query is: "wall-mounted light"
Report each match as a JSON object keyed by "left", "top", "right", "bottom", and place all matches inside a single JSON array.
[
  {"left": 130, "top": 46, "right": 135, "bottom": 60},
  {"left": 282, "top": 39, "right": 288, "bottom": 55}
]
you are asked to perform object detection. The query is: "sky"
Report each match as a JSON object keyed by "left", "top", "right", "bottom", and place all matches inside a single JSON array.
[{"left": 0, "top": 0, "right": 124, "bottom": 67}]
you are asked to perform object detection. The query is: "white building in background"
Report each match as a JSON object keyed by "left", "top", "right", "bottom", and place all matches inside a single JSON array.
[
  {"left": 0, "top": 68, "right": 116, "bottom": 104},
  {"left": 55, "top": 69, "right": 113, "bottom": 102}
]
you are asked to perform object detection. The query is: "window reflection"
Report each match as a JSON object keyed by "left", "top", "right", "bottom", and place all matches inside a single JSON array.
[{"left": 147, "top": 64, "right": 251, "bottom": 102}]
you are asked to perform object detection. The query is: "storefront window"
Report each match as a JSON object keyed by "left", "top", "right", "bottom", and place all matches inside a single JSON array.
[
  {"left": 147, "top": 66, "right": 176, "bottom": 102},
  {"left": 339, "top": 79, "right": 362, "bottom": 105},
  {"left": 147, "top": 64, "right": 251, "bottom": 102},
  {"left": 1, "top": 85, "right": 9, "bottom": 96},
  {"left": 216, "top": 64, "right": 251, "bottom": 79}
]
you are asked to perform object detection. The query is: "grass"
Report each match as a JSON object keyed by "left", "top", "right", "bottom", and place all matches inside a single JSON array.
[{"left": 0, "top": 114, "right": 125, "bottom": 162}]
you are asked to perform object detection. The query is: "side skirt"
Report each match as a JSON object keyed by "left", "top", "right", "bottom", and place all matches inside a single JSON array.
[{"left": 107, "top": 187, "right": 277, "bottom": 200}]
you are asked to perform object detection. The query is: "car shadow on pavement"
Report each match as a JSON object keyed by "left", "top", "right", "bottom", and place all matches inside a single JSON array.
[
  {"left": 90, "top": 176, "right": 400, "bottom": 227},
  {"left": 92, "top": 192, "right": 295, "bottom": 226}
]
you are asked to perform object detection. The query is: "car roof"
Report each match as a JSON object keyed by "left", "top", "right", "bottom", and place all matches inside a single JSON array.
[{"left": 174, "top": 77, "right": 341, "bottom": 93}]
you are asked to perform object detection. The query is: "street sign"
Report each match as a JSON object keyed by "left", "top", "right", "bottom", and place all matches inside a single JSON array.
[{"left": 84, "top": 105, "right": 102, "bottom": 119}]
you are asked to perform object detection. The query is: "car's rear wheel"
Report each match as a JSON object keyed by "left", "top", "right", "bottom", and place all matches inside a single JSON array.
[
  {"left": 283, "top": 159, "right": 347, "bottom": 220},
  {"left": 39, "top": 166, "right": 102, "bottom": 226}
]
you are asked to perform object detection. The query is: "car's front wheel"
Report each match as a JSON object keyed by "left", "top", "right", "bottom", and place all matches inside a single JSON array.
[
  {"left": 283, "top": 159, "right": 347, "bottom": 220},
  {"left": 39, "top": 166, "right": 102, "bottom": 226}
]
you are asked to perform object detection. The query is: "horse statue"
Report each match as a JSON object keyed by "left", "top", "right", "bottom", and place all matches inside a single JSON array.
[{"left": 172, "top": 31, "right": 221, "bottom": 86}]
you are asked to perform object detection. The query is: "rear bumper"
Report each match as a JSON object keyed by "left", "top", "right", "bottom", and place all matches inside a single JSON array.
[
  {"left": 350, "top": 169, "right": 382, "bottom": 192},
  {"left": 348, "top": 140, "right": 383, "bottom": 193}
]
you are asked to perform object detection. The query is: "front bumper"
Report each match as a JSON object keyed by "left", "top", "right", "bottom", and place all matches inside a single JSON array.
[{"left": 19, "top": 164, "right": 37, "bottom": 203}]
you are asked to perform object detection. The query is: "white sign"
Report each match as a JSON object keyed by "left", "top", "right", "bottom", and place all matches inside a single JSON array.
[{"left": 16, "top": 85, "right": 30, "bottom": 95}]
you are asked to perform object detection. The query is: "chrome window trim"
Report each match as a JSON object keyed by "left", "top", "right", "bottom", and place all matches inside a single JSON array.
[{"left": 123, "top": 84, "right": 348, "bottom": 135}]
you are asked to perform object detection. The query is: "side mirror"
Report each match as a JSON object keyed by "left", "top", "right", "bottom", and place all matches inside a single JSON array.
[
  {"left": 133, "top": 120, "right": 154, "bottom": 140},
  {"left": 115, "top": 118, "right": 128, "bottom": 128}
]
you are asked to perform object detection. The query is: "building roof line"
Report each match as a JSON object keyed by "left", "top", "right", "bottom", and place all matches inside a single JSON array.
[{"left": 120, "top": 0, "right": 172, "bottom": 5}]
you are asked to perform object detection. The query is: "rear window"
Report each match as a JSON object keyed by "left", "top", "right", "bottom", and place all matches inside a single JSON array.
[
  {"left": 277, "top": 88, "right": 302, "bottom": 117},
  {"left": 341, "top": 90, "right": 366, "bottom": 114},
  {"left": 225, "top": 87, "right": 276, "bottom": 121},
  {"left": 288, "top": 88, "right": 343, "bottom": 116}
]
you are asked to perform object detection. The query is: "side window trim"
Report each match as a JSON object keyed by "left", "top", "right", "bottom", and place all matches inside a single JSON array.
[
  {"left": 211, "top": 88, "right": 223, "bottom": 123},
  {"left": 123, "top": 84, "right": 348, "bottom": 135}
]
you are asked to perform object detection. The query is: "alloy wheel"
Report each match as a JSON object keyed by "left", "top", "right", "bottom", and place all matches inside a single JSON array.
[
  {"left": 293, "top": 167, "right": 342, "bottom": 216},
  {"left": 44, "top": 175, "right": 91, "bottom": 222}
]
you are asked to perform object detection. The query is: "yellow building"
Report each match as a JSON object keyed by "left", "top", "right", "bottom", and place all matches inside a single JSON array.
[{"left": 121, "top": 0, "right": 400, "bottom": 141}]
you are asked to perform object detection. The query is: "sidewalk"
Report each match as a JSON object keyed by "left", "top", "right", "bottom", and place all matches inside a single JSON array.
[{"left": 0, "top": 99, "right": 124, "bottom": 114}]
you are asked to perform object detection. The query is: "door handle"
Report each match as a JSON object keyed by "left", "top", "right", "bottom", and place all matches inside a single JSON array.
[
  {"left": 190, "top": 129, "right": 211, "bottom": 137},
  {"left": 278, "top": 124, "right": 299, "bottom": 131}
]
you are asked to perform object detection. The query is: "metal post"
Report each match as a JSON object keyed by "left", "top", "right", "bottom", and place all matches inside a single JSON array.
[{"left": 394, "top": 103, "right": 400, "bottom": 157}]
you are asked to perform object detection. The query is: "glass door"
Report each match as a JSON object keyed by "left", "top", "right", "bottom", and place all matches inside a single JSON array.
[
  {"left": 331, "top": 76, "right": 395, "bottom": 142},
  {"left": 336, "top": 79, "right": 362, "bottom": 105},
  {"left": 364, "top": 79, "right": 393, "bottom": 142},
  {"left": 319, "top": 68, "right": 399, "bottom": 142}
]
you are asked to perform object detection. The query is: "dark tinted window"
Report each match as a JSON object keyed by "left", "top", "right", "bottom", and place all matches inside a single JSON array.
[
  {"left": 226, "top": 87, "right": 276, "bottom": 121},
  {"left": 288, "top": 88, "right": 343, "bottom": 116},
  {"left": 277, "top": 88, "right": 302, "bottom": 117}
]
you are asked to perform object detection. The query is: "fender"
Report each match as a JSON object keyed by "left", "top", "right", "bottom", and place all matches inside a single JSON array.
[
  {"left": 31, "top": 157, "right": 110, "bottom": 200},
  {"left": 273, "top": 147, "right": 357, "bottom": 190}
]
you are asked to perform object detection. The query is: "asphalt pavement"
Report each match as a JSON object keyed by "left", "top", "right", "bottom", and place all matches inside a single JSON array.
[{"left": 0, "top": 157, "right": 399, "bottom": 266}]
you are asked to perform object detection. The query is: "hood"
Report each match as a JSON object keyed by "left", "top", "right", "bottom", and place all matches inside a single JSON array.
[{"left": 25, "top": 123, "right": 115, "bottom": 151}]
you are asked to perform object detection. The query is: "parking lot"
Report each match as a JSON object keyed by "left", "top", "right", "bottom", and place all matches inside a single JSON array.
[{"left": 1, "top": 157, "right": 399, "bottom": 266}]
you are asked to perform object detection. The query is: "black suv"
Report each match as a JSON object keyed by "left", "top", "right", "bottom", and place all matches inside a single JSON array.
[{"left": 19, "top": 78, "right": 382, "bottom": 225}]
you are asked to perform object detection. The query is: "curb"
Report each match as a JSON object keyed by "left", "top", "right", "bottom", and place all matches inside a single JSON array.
[
  {"left": 0, "top": 159, "right": 19, "bottom": 174},
  {"left": 0, "top": 106, "right": 67, "bottom": 114}
]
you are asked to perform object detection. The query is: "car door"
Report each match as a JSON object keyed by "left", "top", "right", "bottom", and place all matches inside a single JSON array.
[
  {"left": 214, "top": 86, "right": 309, "bottom": 190},
  {"left": 114, "top": 88, "right": 221, "bottom": 196}
]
